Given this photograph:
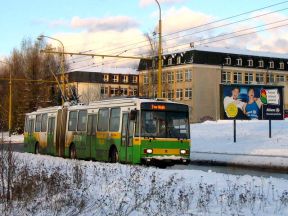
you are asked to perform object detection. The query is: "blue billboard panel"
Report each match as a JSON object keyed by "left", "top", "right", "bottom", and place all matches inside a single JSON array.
[{"left": 220, "top": 84, "right": 284, "bottom": 120}]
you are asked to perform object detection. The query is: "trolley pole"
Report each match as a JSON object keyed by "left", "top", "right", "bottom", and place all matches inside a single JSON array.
[{"left": 37, "top": 35, "right": 66, "bottom": 104}]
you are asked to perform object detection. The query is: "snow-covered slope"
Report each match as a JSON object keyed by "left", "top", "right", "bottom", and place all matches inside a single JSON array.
[{"left": 1, "top": 153, "right": 287, "bottom": 216}]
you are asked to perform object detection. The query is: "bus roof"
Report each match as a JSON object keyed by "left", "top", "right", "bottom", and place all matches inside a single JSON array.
[{"left": 26, "top": 97, "right": 188, "bottom": 115}]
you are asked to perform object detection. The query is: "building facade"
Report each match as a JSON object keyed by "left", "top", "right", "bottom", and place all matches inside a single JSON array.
[
  {"left": 138, "top": 47, "right": 288, "bottom": 122},
  {"left": 66, "top": 68, "right": 139, "bottom": 104}
]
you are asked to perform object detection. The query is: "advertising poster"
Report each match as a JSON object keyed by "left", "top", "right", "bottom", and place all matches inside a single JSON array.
[{"left": 220, "top": 84, "right": 284, "bottom": 120}]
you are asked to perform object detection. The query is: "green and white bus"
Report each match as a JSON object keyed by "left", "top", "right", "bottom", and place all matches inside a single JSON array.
[{"left": 24, "top": 98, "right": 191, "bottom": 166}]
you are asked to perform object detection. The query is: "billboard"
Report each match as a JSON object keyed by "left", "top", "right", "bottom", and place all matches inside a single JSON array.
[{"left": 220, "top": 84, "right": 284, "bottom": 120}]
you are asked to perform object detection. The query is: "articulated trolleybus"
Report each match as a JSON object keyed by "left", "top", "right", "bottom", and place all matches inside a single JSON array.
[{"left": 24, "top": 98, "right": 190, "bottom": 166}]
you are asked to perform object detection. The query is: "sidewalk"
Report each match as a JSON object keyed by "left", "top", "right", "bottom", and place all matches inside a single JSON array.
[{"left": 190, "top": 119, "right": 288, "bottom": 170}]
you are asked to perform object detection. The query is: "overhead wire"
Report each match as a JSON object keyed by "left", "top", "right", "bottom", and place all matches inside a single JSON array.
[{"left": 65, "top": 1, "right": 288, "bottom": 55}]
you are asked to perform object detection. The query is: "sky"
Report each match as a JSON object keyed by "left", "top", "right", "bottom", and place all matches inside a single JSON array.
[{"left": 1, "top": 0, "right": 288, "bottom": 69}]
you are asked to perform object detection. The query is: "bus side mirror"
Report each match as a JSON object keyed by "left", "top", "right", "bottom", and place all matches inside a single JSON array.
[{"left": 130, "top": 110, "right": 137, "bottom": 120}]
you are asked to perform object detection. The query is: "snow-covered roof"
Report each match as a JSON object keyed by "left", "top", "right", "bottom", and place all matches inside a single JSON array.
[
  {"left": 165, "top": 46, "right": 288, "bottom": 59},
  {"left": 68, "top": 67, "right": 139, "bottom": 75}
]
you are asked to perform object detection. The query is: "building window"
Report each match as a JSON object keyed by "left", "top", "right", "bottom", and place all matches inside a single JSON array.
[
  {"left": 112, "top": 75, "right": 119, "bottom": 83},
  {"left": 276, "top": 74, "right": 285, "bottom": 82},
  {"left": 176, "top": 89, "right": 183, "bottom": 100},
  {"left": 269, "top": 61, "right": 274, "bottom": 69},
  {"left": 104, "top": 74, "right": 109, "bottom": 82},
  {"left": 233, "top": 72, "right": 242, "bottom": 84},
  {"left": 132, "top": 76, "right": 138, "bottom": 83},
  {"left": 110, "top": 87, "right": 118, "bottom": 96},
  {"left": 279, "top": 62, "right": 284, "bottom": 70},
  {"left": 167, "top": 71, "right": 174, "bottom": 83},
  {"left": 168, "top": 90, "right": 174, "bottom": 100},
  {"left": 176, "top": 71, "right": 183, "bottom": 82},
  {"left": 101, "top": 87, "right": 109, "bottom": 95},
  {"left": 120, "top": 88, "right": 128, "bottom": 96},
  {"left": 161, "top": 72, "right": 166, "bottom": 83},
  {"left": 248, "top": 59, "right": 253, "bottom": 67},
  {"left": 162, "top": 91, "right": 166, "bottom": 98},
  {"left": 236, "top": 58, "right": 242, "bottom": 66},
  {"left": 244, "top": 73, "right": 253, "bottom": 84},
  {"left": 143, "top": 74, "right": 149, "bottom": 84},
  {"left": 185, "top": 88, "right": 192, "bottom": 99},
  {"left": 266, "top": 74, "right": 274, "bottom": 83},
  {"left": 259, "top": 60, "right": 264, "bottom": 68},
  {"left": 131, "top": 88, "right": 138, "bottom": 96},
  {"left": 255, "top": 73, "right": 264, "bottom": 84},
  {"left": 225, "top": 57, "right": 231, "bottom": 65},
  {"left": 168, "top": 57, "right": 172, "bottom": 65},
  {"left": 123, "top": 75, "right": 128, "bottom": 83},
  {"left": 185, "top": 69, "right": 192, "bottom": 82},
  {"left": 221, "top": 71, "right": 231, "bottom": 83},
  {"left": 177, "top": 56, "right": 181, "bottom": 64}
]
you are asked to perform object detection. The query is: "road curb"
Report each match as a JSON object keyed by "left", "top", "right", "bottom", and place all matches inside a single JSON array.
[{"left": 190, "top": 152, "right": 288, "bottom": 172}]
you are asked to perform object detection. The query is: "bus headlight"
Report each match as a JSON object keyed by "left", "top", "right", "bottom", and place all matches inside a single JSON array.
[
  {"left": 180, "top": 149, "right": 187, "bottom": 154},
  {"left": 144, "top": 149, "right": 153, "bottom": 154}
]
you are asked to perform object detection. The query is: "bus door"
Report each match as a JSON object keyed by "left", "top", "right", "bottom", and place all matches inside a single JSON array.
[
  {"left": 86, "top": 114, "right": 97, "bottom": 160},
  {"left": 47, "top": 117, "right": 55, "bottom": 155},
  {"left": 121, "top": 112, "right": 134, "bottom": 163}
]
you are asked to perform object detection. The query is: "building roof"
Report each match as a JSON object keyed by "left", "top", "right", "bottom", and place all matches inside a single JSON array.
[
  {"left": 138, "top": 46, "right": 288, "bottom": 71},
  {"left": 182, "top": 46, "right": 288, "bottom": 59}
]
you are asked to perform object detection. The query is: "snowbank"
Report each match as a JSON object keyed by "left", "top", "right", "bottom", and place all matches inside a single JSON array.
[
  {"left": 190, "top": 120, "right": 288, "bottom": 168},
  {"left": 1, "top": 152, "right": 287, "bottom": 215},
  {"left": 1, "top": 131, "right": 23, "bottom": 144}
]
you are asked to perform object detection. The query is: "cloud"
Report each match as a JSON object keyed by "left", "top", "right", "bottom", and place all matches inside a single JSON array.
[
  {"left": 44, "top": 7, "right": 288, "bottom": 70},
  {"left": 70, "top": 16, "right": 139, "bottom": 32},
  {"left": 139, "top": 0, "right": 185, "bottom": 7}
]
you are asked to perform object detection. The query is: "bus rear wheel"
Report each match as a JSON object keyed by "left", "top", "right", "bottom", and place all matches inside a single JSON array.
[
  {"left": 69, "top": 144, "right": 77, "bottom": 159},
  {"left": 110, "top": 147, "right": 119, "bottom": 163},
  {"left": 35, "top": 143, "right": 39, "bottom": 154}
]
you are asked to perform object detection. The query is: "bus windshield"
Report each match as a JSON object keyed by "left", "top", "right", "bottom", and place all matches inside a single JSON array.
[{"left": 141, "top": 111, "right": 190, "bottom": 139}]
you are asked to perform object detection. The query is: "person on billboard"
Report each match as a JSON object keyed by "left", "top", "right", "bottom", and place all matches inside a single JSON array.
[
  {"left": 223, "top": 87, "right": 246, "bottom": 119},
  {"left": 243, "top": 88, "right": 263, "bottom": 120}
]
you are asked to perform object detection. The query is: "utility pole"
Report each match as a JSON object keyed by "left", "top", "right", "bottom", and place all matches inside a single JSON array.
[
  {"left": 0, "top": 60, "right": 12, "bottom": 137},
  {"left": 155, "top": 0, "right": 162, "bottom": 98}
]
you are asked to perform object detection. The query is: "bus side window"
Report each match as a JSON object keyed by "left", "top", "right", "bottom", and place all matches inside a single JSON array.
[
  {"left": 68, "top": 111, "right": 78, "bottom": 131},
  {"left": 77, "top": 110, "right": 87, "bottom": 131},
  {"left": 24, "top": 116, "right": 28, "bottom": 133},
  {"left": 41, "top": 114, "right": 48, "bottom": 132},
  {"left": 35, "top": 114, "right": 42, "bottom": 132},
  {"left": 28, "top": 119, "right": 34, "bottom": 135},
  {"left": 109, "top": 108, "right": 120, "bottom": 132},
  {"left": 98, "top": 108, "right": 109, "bottom": 131}
]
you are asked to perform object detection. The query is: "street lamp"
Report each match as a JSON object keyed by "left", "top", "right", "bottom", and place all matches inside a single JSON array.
[
  {"left": 37, "top": 35, "right": 66, "bottom": 104},
  {"left": 0, "top": 60, "right": 12, "bottom": 137},
  {"left": 154, "top": 0, "right": 162, "bottom": 98}
]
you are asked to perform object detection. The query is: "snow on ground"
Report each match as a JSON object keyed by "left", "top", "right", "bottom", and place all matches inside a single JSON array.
[
  {"left": 190, "top": 119, "right": 288, "bottom": 168},
  {"left": 0, "top": 131, "right": 23, "bottom": 143},
  {"left": 2, "top": 152, "right": 288, "bottom": 216}
]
